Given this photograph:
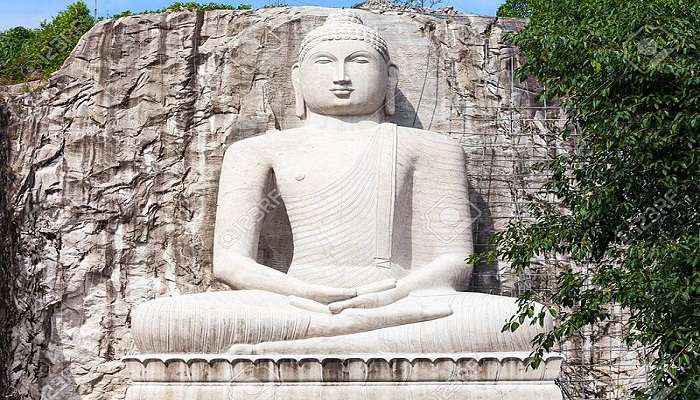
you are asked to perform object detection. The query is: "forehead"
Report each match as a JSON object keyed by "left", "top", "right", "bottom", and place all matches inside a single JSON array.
[{"left": 304, "top": 39, "right": 383, "bottom": 59}]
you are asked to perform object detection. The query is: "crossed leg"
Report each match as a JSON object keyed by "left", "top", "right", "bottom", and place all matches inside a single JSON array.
[
  {"left": 229, "top": 292, "right": 549, "bottom": 354},
  {"left": 227, "top": 295, "right": 454, "bottom": 354}
]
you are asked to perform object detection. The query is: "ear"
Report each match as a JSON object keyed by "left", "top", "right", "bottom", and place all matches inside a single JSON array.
[
  {"left": 291, "top": 63, "right": 306, "bottom": 119},
  {"left": 384, "top": 62, "right": 399, "bottom": 117}
]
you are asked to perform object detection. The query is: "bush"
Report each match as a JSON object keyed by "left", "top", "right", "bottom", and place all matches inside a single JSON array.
[
  {"left": 114, "top": 2, "right": 252, "bottom": 17},
  {"left": 0, "top": 27, "right": 36, "bottom": 84},
  {"left": 0, "top": 1, "right": 94, "bottom": 85},
  {"left": 0, "top": 1, "right": 253, "bottom": 85},
  {"left": 496, "top": 0, "right": 531, "bottom": 18},
  {"left": 162, "top": 2, "right": 252, "bottom": 11},
  {"left": 479, "top": 1, "right": 700, "bottom": 399}
]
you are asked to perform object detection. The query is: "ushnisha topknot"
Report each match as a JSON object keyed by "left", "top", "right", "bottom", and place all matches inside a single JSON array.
[{"left": 298, "top": 11, "right": 390, "bottom": 64}]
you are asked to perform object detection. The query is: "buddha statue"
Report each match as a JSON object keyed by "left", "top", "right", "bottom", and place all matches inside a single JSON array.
[{"left": 131, "top": 12, "right": 551, "bottom": 355}]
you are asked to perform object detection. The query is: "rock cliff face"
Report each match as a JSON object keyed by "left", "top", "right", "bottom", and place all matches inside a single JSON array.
[{"left": 0, "top": 6, "right": 634, "bottom": 400}]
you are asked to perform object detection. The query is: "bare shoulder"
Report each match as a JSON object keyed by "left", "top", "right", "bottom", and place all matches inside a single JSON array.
[
  {"left": 224, "top": 127, "right": 306, "bottom": 161},
  {"left": 397, "top": 126, "right": 465, "bottom": 161}
]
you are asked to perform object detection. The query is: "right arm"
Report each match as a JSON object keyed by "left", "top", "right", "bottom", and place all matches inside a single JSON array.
[{"left": 212, "top": 138, "right": 356, "bottom": 303}]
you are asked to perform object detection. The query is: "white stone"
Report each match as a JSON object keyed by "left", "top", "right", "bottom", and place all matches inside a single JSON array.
[
  {"left": 125, "top": 10, "right": 563, "bottom": 399},
  {"left": 130, "top": 10, "right": 552, "bottom": 356},
  {"left": 123, "top": 353, "right": 564, "bottom": 400}
]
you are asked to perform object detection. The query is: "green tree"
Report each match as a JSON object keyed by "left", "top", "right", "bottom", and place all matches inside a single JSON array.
[
  {"left": 1, "top": 1, "right": 258, "bottom": 84},
  {"left": 113, "top": 2, "right": 253, "bottom": 18},
  {"left": 390, "top": 0, "right": 445, "bottom": 9},
  {"left": 25, "top": 1, "right": 95, "bottom": 77},
  {"left": 160, "top": 2, "right": 252, "bottom": 11},
  {"left": 478, "top": 0, "right": 700, "bottom": 399},
  {"left": 113, "top": 3, "right": 252, "bottom": 18},
  {"left": 263, "top": 1, "right": 288, "bottom": 8},
  {"left": 0, "top": 1, "right": 94, "bottom": 84},
  {"left": 496, "top": 0, "right": 531, "bottom": 18},
  {"left": 0, "top": 27, "right": 36, "bottom": 84}
]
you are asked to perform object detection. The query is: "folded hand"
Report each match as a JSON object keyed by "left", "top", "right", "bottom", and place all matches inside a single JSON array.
[
  {"left": 328, "top": 279, "right": 409, "bottom": 314},
  {"left": 293, "top": 279, "right": 399, "bottom": 309},
  {"left": 301, "top": 284, "right": 357, "bottom": 304}
]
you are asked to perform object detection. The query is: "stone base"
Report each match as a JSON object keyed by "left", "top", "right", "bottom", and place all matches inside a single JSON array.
[
  {"left": 123, "top": 353, "right": 564, "bottom": 400},
  {"left": 126, "top": 382, "right": 563, "bottom": 400}
]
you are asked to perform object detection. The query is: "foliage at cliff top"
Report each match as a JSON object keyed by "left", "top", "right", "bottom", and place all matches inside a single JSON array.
[
  {"left": 112, "top": 2, "right": 252, "bottom": 18},
  {"left": 0, "top": 1, "right": 95, "bottom": 85},
  {"left": 476, "top": 0, "right": 699, "bottom": 399},
  {"left": 496, "top": 0, "right": 530, "bottom": 18},
  {"left": 0, "top": 2, "right": 254, "bottom": 85}
]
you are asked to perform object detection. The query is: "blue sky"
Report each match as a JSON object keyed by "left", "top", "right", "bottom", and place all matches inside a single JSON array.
[{"left": 0, "top": 0, "right": 504, "bottom": 30}]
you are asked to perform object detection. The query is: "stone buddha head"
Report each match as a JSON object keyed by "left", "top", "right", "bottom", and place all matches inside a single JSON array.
[{"left": 292, "top": 12, "right": 399, "bottom": 119}]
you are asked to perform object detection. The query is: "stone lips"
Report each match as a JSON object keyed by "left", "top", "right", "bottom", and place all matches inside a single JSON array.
[{"left": 123, "top": 353, "right": 564, "bottom": 383}]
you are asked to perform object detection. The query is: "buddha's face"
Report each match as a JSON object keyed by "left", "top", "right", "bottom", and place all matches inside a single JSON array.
[{"left": 293, "top": 40, "right": 396, "bottom": 117}]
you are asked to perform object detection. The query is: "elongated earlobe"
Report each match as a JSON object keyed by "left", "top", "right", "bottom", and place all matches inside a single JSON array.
[
  {"left": 385, "top": 62, "right": 399, "bottom": 116},
  {"left": 291, "top": 63, "right": 306, "bottom": 119}
]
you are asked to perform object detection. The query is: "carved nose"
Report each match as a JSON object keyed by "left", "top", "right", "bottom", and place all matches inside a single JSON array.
[{"left": 334, "top": 63, "right": 350, "bottom": 84}]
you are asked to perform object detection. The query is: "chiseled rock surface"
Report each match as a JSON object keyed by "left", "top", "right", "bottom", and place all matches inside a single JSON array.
[{"left": 0, "top": 6, "right": 582, "bottom": 400}]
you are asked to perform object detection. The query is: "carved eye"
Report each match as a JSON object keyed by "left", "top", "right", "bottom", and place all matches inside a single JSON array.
[
  {"left": 351, "top": 57, "right": 370, "bottom": 64},
  {"left": 314, "top": 57, "right": 333, "bottom": 64}
]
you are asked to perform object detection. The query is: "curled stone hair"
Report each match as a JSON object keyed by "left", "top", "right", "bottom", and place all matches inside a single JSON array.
[{"left": 298, "top": 11, "right": 390, "bottom": 64}]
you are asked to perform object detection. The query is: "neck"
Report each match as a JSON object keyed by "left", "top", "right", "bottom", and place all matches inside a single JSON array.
[{"left": 304, "top": 111, "right": 385, "bottom": 132}]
